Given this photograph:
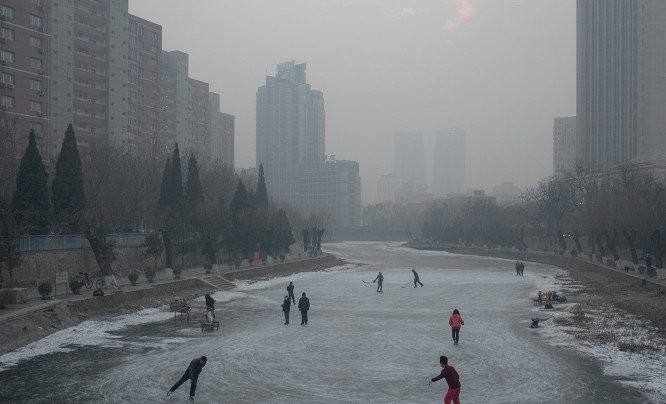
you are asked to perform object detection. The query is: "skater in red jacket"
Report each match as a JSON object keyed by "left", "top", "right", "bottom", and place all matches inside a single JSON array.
[
  {"left": 448, "top": 309, "right": 464, "bottom": 345},
  {"left": 429, "top": 355, "right": 461, "bottom": 404}
]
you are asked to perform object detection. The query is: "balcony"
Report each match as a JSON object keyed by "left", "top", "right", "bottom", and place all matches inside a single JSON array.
[
  {"left": 74, "top": 23, "right": 106, "bottom": 40},
  {"left": 73, "top": 98, "right": 106, "bottom": 113}
]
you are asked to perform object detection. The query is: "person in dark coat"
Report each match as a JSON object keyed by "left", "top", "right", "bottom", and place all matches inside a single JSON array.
[
  {"left": 287, "top": 282, "right": 295, "bottom": 304},
  {"left": 205, "top": 293, "right": 216, "bottom": 320},
  {"left": 167, "top": 356, "right": 207, "bottom": 400},
  {"left": 412, "top": 269, "right": 423, "bottom": 287},
  {"left": 298, "top": 292, "right": 310, "bottom": 325},
  {"left": 373, "top": 272, "right": 384, "bottom": 293},
  {"left": 519, "top": 262, "right": 525, "bottom": 276},
  {"left": 281, "top": 295, "right": 291, "bottom": 324}
]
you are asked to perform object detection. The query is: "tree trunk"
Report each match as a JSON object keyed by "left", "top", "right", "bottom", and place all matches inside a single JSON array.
[
  {"left": 651, "top": 230, "right": 663, "bottom": 269},
  {"left": 162, "top": 230, "right": 172, "bottom": 268},
  {"left": 603, "top": 229, "right": 619, "bottom": 260},
  {"left": 622, "top": 229, "right": 639, "bottom": 264},
  {"left": 594, "top": 230, "right": 606, "bottom": 259},
  {"left": 557, "top": 229, "right": 567, "bottom": 252},
  {"left": 84, "top": 228, "right": 112, "bottom": 276},
  {"left": 317, "top": 229, "right": 325, "bottom": 250},
  {"left": 572, "top": 230, "right": 583, "bottom": 254}
]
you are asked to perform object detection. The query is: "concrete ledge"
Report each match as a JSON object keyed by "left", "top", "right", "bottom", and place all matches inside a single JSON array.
[
  {"left": 67, "top": 278, "right": 210, "bottom": 313},
  {"left": 226, "top": 254, "right": 345, "bottom": 281}
]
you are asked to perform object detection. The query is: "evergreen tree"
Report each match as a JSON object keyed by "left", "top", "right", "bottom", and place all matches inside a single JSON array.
[
  {"left": 11, "top": 130, "right": 50, "bottom": 234},
  {"left": 256, "top": 164, "right": 268, "bottom": 208},
  {"left": 185, "top": 154, "right": 203, "bottom": 207},
  {"left": 230, "top": 179, "right": 248, "bottom": 216},
  {"left": 158, "top": 157, "right": 172, "bottom": 210},
  {"left": 51, "top": 124, "right": 84, "bottom": 231},
  {"left": 170, "top": 143, "right": 183, "bottom": 207}
]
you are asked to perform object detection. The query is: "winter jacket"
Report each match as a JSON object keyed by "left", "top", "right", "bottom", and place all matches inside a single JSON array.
[
  {"left": 449, "top": 314, "right": 464, "bottom": 329},
  {"left": 298, "top": 296, "right": 310, "bottom": 311},
  {"left": 431, "top": 365, "right": 460, "bottom": 389},
  {"left": 281, "top": 298, "right": 291, "bottom": 312},
  {"left": 187, "top": 358, "right": 205, "bottom": 381}
]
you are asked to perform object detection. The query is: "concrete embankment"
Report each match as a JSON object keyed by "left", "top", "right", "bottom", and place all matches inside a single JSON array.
[{"left": 0, "top": 254, "right": 346, "bottom": 357}]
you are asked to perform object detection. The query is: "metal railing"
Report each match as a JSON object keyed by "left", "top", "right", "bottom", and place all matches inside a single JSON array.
[{"left": 18, "top": 233, "right": 151, "bottom": 251}]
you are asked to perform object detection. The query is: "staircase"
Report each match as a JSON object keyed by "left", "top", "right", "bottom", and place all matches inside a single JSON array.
[{"left": 201, "top": 275, "right": 236, "bottom": 291}]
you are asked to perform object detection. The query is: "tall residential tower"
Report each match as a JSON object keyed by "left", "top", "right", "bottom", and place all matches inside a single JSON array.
[{"left": 433, "top": 128, "right": 465, "bottom": 197}]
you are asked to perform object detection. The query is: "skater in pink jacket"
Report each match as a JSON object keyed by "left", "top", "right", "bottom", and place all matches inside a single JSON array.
[{"left": 448, "top": 309, "right": 464, "bottom": 345}]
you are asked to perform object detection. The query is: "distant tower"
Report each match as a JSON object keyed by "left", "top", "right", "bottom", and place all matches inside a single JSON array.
[
  {"left": 553, "top": 117, "right": 576, "bottom": 178},
  {"left": 256, "top": 61, "right": 325, "bottom": 200},
  {"left": 433, "top": 128, "right": 465, "bottom": 197},
  {"left": 394, "top": 131, "right": 426, "bottom": 184},
  {"left": 577, "top": 0, "right": 666, "bottom": 173}
]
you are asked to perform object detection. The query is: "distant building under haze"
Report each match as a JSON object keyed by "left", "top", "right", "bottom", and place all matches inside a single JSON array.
[
  {"left": 433, "top": 128, "right": 465, "bottom": 197},
  {"left": 553, "top": 116, "right": 576, "bottom": 178}
]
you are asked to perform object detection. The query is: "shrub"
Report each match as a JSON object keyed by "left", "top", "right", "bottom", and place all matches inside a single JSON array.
[
  {"left": 173, "top": 268, "right": 182, "bottom": 279},
  {"left": 204, "top": 263, "right": 212, "bottom": 274},
  {"left": 280, "top": 255, "right": 286, "bottom": 262},
  {"left": 145, "top": 269, "right": 156, "bottom": 283},
  {"left": 234, "top": 259, "right": 241, "bottom": 269},
  {"left": 646, "top": 267, "right": 657, "bottom": 278},
  {"left": 127, "top": 272, "right": 139, "bottom": 286},
  {"left": 38, "top": 283, "right": 52, "bottom": 300},
  {"left": 69, "top": 279, "right": 82, "bottom": 294},
  {"left": 605, "top": 259, "right": 615, "bottom": 267},
  {"left": 570, "top": 249, "right": 578, "bottom": 257},
  {"left": 638, "top": 266, "right": 646, "bottom": 274}
]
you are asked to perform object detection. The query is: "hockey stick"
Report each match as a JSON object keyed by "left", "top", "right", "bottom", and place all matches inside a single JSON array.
[
  {"left": 362, "top": 280, "right": 373, "bottom": 283},
  {"left": 401, "top": 280, "right": 412, "bottom": 288}
]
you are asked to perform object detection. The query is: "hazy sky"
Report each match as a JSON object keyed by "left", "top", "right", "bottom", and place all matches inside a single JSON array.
[{"left": 129, "top": 0, "right": 576, "bottom": 204}]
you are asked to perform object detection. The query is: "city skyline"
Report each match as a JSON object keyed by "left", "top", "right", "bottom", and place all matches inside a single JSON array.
[{"left": 128, "top": 1, "right": 577, "bottom": 204}]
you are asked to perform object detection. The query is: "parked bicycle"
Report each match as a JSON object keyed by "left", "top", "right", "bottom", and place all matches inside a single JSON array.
[{"left": 77, "top": 271, "right": 104, "bottom": 290}]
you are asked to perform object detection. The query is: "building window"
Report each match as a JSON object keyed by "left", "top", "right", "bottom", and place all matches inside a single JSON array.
[
  {"left": 1, "top": 6, "right": 14, "bottom": 19},
  {"left": 30, "top": 122, "right": 43, "bottom": 136},
  {"left": 151, "top": 45, "right": 158, "bottom": 53},
  {"left": 31, "top": 0, "right": 43, "bottom": 5},
  {"left": 1, "top": 118, "right": 14, "bottom": 130},
  {"left": 30, "top": 58, "right": 42, "bottom": 69},
  {"left": 129, "top": 20, "right": 137, "bottom": 30},
  {"left": 152, "top": 32, "right": 159, "bottom": 41},
  {"left": 30, "top": 100, "right": 42, "bottom": 112},
  {"left": 30, "top": 79, "right": 42, "bottom": 91},
  {"left": 137, "top": 27, "right": 144, "bottom": 36},
  {"left": 0, "top": 50, "right": 15, "bottom": 63},
  {"left": 30, "top": 14, "right": 42, "bottom": 28},
  {"left": 1, "top": 95, "right": 15, "bottom": 108},
  {"left": 1, "top": 27, "right": 14, "bottom": 41},
  {"left": 1, "top": 73, "right": 14, "bottom": 85},
  {"left": 151, "top": 137, "right": 156, "bottom": 144},
  {"left": 30, "top": 36, "right": 42, "bottom": 47}
]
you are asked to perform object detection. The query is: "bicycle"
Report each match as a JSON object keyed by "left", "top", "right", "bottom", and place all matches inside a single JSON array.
[{"left": 78, "top": 271, "right": 104, "bottom": 290}]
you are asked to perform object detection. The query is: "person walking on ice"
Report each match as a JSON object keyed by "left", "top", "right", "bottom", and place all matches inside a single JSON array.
[
  {"left": 287, "top": 281, "right": 296, "bottom": 304},
  {"left": 167, "top": 355, "right": 207, "bottom": 400},
  {"left": 449, "top": 309, "right": 464, "bottom": 345},
  {"left": 428, "top": 355, "right": 461, "bottom": 404},
  {"left": 412, "top": 268, "right": 423, "bottom": 287},
  {"left": 373, "top": 271, "right": 384, "bottom": 293},
  {"left": 281, "top": 295, "right": 291, "bottom": 324},
  {"left": 298, "top": 292, "right": 310, "bottom": 325}
]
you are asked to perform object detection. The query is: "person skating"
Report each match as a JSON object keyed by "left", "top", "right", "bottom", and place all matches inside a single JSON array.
[
  {"left": 449, "top": 309, "right": 464, "bottom": 345},
  {"left": 412, "top": 268, "right": 423, "bottom": 287},
  {"left": 373, "top": 271, "right": 384, "bottom": 293},
  {"left": 428, "top": 355, "right": 461, "bottom": 404},
  {"left": 281, "top": 295, "right": 291, "bottom": 324},
  {"left": 167, "top": 356, "right": 207, "bottom": 400},
  {"left": 519, "top": 261, "right": 525, "bottom": 276},
  {"left": 298, "top": 292, "right": 310, "bottom": 325},
  {"left": 515, "top": 261, "right": 520, "bottom": 276},
  {"left": 287, "top": 281, "right": 296, "bottom": 304}
]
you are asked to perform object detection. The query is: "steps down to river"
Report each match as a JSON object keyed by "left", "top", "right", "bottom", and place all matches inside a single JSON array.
[{"left": 200, "top": 275, "right": 236, "bottom": 291}]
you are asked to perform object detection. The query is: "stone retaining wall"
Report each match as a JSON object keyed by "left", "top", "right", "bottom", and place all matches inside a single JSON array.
[{"left": 66, "top": 278, "right": 209, "bottom": 314}]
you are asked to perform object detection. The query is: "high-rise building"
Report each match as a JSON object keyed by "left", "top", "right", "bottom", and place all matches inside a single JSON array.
[
  {"left": 256, "top": 61, "right": 360, "bottom": 231},
  {"left": 433, "top": 128, "right": 465, "bottom": 197},
  {"left": 553, "top": 116, "right": 576, "bottom": 178},
  {"left": 0, "top": 0, "right": 234, "bottom": 178},
  {"left": 394, "top": 131, "right": 425, "bottom": 184},
  {"left": 256, "top": 61, "right": 325, "bottom": 201},
  {"left": 577, "top": 0, "right": 666, "bottom": 173}
]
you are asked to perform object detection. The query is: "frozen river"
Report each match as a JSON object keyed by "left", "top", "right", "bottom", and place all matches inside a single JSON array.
[{"left": 0, "top": 242, "right": 660, "bottom": 403}]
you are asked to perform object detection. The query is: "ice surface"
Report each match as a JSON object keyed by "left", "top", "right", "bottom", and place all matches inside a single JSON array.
[{"left": 0, "top": 242, "right": 663, "bottom": 403}]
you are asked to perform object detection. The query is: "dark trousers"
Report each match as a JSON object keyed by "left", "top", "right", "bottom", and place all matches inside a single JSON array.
[
  {"left": 452, "top": 328, "right": 460, "bottom": 343},
  {"left": 377, "top": 282, "right": 383, "bottom": 292},
  {"left": 283, "top": 311, "right": 289, "bottom": 324},
  {"left": 170, "top": 371, "right": 197, "bottom": 397},
  {"left": 300, "top": 310, "right": 308, "bottom": 325},
  {"left": 288, "top": 292, "right": 295, "bottom": 304},
  {"left": 414, "top": 279, "right": 423, "bottom": 287}
]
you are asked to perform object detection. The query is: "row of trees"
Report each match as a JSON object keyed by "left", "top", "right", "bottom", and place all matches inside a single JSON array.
[
  {"left": 1, "top": 125, "right": 300, "bottom": 283},
  {"left": 365, "top": 162, "right": 666, "bottom": 268}
]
